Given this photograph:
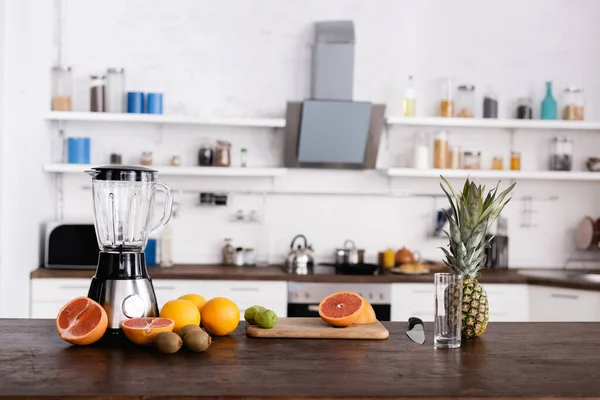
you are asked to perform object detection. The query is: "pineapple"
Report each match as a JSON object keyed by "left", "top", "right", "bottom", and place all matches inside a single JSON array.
[{"left": 440, "top": 176, "right": 515, "bottom": 339}]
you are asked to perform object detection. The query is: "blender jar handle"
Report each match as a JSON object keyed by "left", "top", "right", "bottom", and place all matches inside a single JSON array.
[{"left": 149, "top": 183, "right": 174, "bottom": 237}]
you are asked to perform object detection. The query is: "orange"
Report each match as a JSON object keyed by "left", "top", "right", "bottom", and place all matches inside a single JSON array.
[
  {"left": 56, "top": 296, "right": 108, "bottom": 345},
  {"left": 160, "top": 299, "right": 201, "bottom": 335},
  {"left": 318, "top": 291, "right": 365, "bottom": 327},
  {"left": 178, "top": 294, "right": 207, "bottom": 312},
  {"left": 122, "top": 317, "right": 174, "bottom": 346},
  {"left": 200, "top": 297, "right": 240, "bottom": 336},
  {"left": 354, "top": 299, "right": 377, "bottom": 325}
]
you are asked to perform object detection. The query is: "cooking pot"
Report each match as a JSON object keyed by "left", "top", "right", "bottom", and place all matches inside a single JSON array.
[
  {"left": 335, "top": 239, "right": 360, "bottom": 265},
  {"left": 285, "top": 234, "right": 314, "bottom": 274}
]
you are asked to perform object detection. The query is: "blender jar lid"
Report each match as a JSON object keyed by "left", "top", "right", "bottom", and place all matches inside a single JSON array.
[{"left": 87, "top": 165, "right": 157, "bottom": 182}]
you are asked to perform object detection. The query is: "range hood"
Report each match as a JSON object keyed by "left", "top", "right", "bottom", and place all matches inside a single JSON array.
[{"left": 284, "top": 21, "right": 385, "bottom": 169}]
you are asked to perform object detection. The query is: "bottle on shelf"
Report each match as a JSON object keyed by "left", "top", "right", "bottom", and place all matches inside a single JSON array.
[
  {"left": 439, "top": 78, "right": 454, "bottom": 117},
  {"left": 510, "top": 151, "right": 521, "bottom": 171},
  {"left": 240, "top": 148, "right": 248, "bottom": 167},
  {"left": 541, "top": 81, "right": 557, "bottom": 120},
  {"left": 403, "top": 75, "right": 416, "bottom": 117},
  {"left": 412, "top": 132, "right": 429, "bottom": 169}
]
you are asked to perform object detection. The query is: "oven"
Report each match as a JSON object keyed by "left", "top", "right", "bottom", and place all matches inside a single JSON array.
[{"left": 287, "top": 282, "right": 391, "bottom": 321}]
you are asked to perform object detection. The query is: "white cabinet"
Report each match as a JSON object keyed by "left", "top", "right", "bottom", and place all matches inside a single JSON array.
[
  {"left": 391, "top": 283, "right": 529, "bottom": 322},
  {"left": 529, "top": 286, "right": 600, "bottom": 322},
  {"left": 30, "top": 278, "right": 288, "bottom": 319}
]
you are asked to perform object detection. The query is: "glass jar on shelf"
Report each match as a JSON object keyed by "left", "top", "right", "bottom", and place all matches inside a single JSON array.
[
  {"left": 483, "top": 91, "right": 498, "bottom": 118},
  {"left": 456, "top": 84, "right": 475, "bottom": 118},
  {"left": 222, "top": 238, "right": 236, "bottom": 265},
  {"left": 516, "top": 97, "right": 533, "bottom": 119},
  {"left": 448, "top": 146, "right": 460, "bottom": 169},
  {"left": 106, "top": 68, "right": 125, "bottom": 113},
  {"left": 433, "top": 131, "right": 448, "bottom": 169},
  {"left": 140, "top": 152, "right": 153, "bottom": 166},
  {"left": 510, "top": 151, "right": 521, "bottom": 171},
  {"left": 90, "top": 75, "right": 106, "bottom": 112},
  {"left": 240, "top": 148, "right": 248, "bottom": 167},
  {"left": 215, "top": 140, "right": 231, "bottom": 167},
  {"left": 413, "top": 132, "right": 429, "bottom": 169},
  {"left": 439, "top": 77, "right": 454, "bottom": 117},
  {"left": 198, "top": 140, "right": 214, "bottom": 166},
  {"left": 563, "top": 87, "right": 584, "bottom": 121},
  {"left": 549, "top": 137, "right": 573, "bottom": 171},
  {"left": 491, "top": 156, "right": 504, "bottom": 170},
  {"left": 51, "top": 66, "right": 72, "bottom": 111},
  {"left": 461, "top": 151, "right": 481, "bottom": 169}
]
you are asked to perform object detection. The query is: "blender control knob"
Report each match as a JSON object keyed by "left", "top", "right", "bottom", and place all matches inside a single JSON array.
[{"left": 122, "top": 294, "right": 146, "bottom": 319}]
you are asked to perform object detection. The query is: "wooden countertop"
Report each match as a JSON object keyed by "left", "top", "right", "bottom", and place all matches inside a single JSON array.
[
  {"left": 30, "top": 264, "right": 600, "bottom": 290},
  {"left": 1, "top": 319, "right": 599, "bottom": 399}
]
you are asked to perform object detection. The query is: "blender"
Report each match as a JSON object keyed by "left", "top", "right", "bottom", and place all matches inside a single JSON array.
[{"left": 85, "top": 165, "right": 174, "bottom": 339}]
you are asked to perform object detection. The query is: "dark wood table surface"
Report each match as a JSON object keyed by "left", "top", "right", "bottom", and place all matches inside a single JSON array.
[{"left": 2, "top": 319, "right": 600, "bottom": 399}]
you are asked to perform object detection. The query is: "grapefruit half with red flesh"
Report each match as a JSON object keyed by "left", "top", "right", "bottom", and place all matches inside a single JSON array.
[
  {"left": 56, "top": 296, "right": 108, "bottom": 345},
  {"left": 318, "top": 291, "right": 365, "bottom": 327},
  {"left": 122, "top": 317, "right": 175, "bottom": 346}
]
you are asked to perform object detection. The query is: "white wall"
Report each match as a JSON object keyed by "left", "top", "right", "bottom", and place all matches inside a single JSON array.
[{"left": 2, "top": 0, "right": 600, "bottom": 316}]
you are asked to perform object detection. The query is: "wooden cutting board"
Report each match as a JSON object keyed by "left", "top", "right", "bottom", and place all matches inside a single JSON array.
[{"left": 246, "top": 317, "right": 389, "bottom": 340}]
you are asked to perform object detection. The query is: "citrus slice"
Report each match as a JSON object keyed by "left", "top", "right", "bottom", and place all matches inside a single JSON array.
[
  {"left": 354, "top": 299, "right": 377, "bottom": 325},
  {"left": 318, "top": 291, "right": 365, "bottom": 327},
  {"left": 56, "top": 296, "right": 108, "bottom": 345},
  {"left": 122, "top": 317, "right": 175, "bottom": 346}
]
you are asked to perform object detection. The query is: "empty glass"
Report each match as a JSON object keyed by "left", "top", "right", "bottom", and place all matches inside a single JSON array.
[{"left": 434, "top": 273, "right": 464, "bottom": 349}]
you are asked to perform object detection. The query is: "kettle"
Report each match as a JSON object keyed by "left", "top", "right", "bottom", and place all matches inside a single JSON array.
[{"left": 285, "top": 234, "right": 314, "bottom": 275}]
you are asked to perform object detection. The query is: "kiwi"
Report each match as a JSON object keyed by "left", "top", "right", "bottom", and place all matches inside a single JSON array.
[
  {"left": 154, "top": 331, "right": 183, "bottom": 354},
  {"left": 179, "top": 324, "right": 201, "bottom": 338},
  {"left": 183, "top": 329, "right": 212, "bottom": 353}
]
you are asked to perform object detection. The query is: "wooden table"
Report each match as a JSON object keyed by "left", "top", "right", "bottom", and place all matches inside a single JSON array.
[{"left": 1, "top": 319, "right": 600, "bottom": 399}]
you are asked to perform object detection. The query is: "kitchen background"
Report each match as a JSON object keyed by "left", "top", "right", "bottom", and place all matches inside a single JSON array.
[{"left": 2, "top": 0, "right": 600, "bottom": 317}]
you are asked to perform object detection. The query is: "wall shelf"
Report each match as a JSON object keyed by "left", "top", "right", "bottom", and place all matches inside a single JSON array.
[
  {"left": 386, "top": 116, "right": 600, "bottom": 131},
  {"left": 44, "top": 112, "right": 286, "bottom": 128},
  {"left": 43, "top": 163, "right": 287, "bottom": 177},
  {"left": 383, "top": 168, "right": 600, "bottom": 181}
]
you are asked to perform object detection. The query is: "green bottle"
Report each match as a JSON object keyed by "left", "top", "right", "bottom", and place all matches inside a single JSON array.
[{"left": 541, "top": 81, "right": 557, "bottom": 120}]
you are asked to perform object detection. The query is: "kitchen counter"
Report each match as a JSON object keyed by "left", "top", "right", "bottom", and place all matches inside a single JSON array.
[
  {"left": 30, "top": 264, "right": 600, "bottom": 290},
  {"left": 1, "top": 319, "right": 599, "bottom": 399}
]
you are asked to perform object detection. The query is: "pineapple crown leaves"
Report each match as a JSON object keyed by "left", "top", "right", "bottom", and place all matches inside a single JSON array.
[{"left": 439, "top": 176, "right": 515, "bottom": 278}]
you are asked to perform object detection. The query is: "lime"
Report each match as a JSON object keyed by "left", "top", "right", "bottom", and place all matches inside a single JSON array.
[
  {"left": 244, "top": 305, "right": 266, "bottom": 325},
  {"left": 255, "top": 309, "right": 277, "bottom": 329}
]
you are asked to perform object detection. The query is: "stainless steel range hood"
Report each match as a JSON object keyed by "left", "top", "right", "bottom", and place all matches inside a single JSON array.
[{"left": 284, "top": 21, "right": 385, "bottom": 170}]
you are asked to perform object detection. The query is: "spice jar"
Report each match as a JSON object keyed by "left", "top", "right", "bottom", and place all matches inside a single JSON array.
[
  {"left": 244, "top": 248, "right": 256, "bottom": 266},
  {"left": 461, "top": 151, "right": 481, "bottom": 169},
  {"left": 563, "top": 87, "right": 584, "bottom": 121},
  {"left": 51, "top": 66, "right": 72, "bottom": 111},
  {"left": 170, "top": 155, "right": 181, "bottom": 166},
  {"left": 483, "top": 91, "right": 498, "bottom": 118},
  {"left": 516, "top": 97, "right": 533, "bottom": 119},
  {"left": 106, "top": 68, "right": 125, "bottom": 113},
  {"left": 140, "top": 152, "right": 153, "bottom": 166},
  {"left": 110, "top": 153, "right": 122, "bottom": 164},
  {"left": 510, "top": 151, "right": 521, "bottom": 171},
  {"left": 90, "top": 75, "right": 106, "bottom": 112},
  {"left": 215, "top": 140, "right": 231, "bottom": 167},
  {"left": 439, "top": 77, "right": 454, "bottom": 117},
  {"left": 550, "top": 137, "right": 573, "bottom": 171},
  {"left": 456, "top": 84, "right": 475, "bottom": 118},
  {"left": 198, "top": 141, "right": 214, "bottom": 166},
  {"left": 492, "top": 156, "right": 504, "bottom": 170},
  {"left": 222, "top": 238, "right": 236, "bottom": 265},
  {"left": 433, "top": 131, "right": 448, "bottom": 169},
  {"left": 241, "top": 148, "right": 248, "bottom": 167}
]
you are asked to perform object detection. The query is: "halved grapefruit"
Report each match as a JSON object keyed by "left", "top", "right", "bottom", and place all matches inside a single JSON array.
[
  {"left": 56, "top": 296, "right": 108, "bottom": 345},
  {"left": 318, "top": 291, "right": 365, "bottom": 327},
  {"left": 354, "top": 300, "right": 377, "bottom": 325},
  {"left": 122, "top": 317, "right": 175, "bottom": 346}
]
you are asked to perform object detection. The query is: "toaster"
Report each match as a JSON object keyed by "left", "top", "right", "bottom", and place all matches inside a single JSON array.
[{"left": 45, "top": 222, "right": 99, "bottom": 269}]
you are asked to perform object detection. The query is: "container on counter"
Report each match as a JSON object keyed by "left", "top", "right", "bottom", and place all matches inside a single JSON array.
[
  {"left": 516, "top": 97, "right": 533, "bottom": 119},
  {"left": 106, "top": 68, "right": 125, "bottom": 113},
  {"left": 170, "top": 155, "right": 181, "bottom": 166},
  {"left": 433, "top": 131, "right": 448, "bottom": 169},
  {"left": 241, "top": 148, "right": 248, "bottom": 167},
  {"left": 549, "top": 137, "right": 573, "bottom": 171},
  {"left": 198, "top": 141, "right": 214, "bottom": 166},
  {"left": 492, "top": 156, "right": 504, "bottom": 170},
  {"left": 448, "top": 146, "right": 461, "bottom": 169},
  {"left": 413, "top": 132, "right": 429, "bottom": 169},
  {"left": 222, "top": 238, "right": 236, "bottom": 265},
  {"left": 461, "top": 151, "right": 481, "bottom": 169},
  {"left": 199, "top": 192, "right": 215, "bottom": 205},
  {"left": 127, "top": 92, "right": 144, "bottom": 113},
  {"left": 146, "top": 92, "right": 163, "bottom": 114},
  {"left": 234, "top": 247, "right": 245, "bottom": 266},
  {"left": 140, "top": 152, "right": 153, "bottom": 166},
  {"left": 483, "top": 92, "right": 498, "bottom": 118},
  {"left": 403, "top": 75, "right": 416, "bottom": 117},
  {"left": 244, "top": 248, "right": 256, "bottom": 266},
  {"left": 90, "top": 75, "right": 106, "bottom": 112},
  {"left": 215, "top": 140, "right": 231, "bottom": 167},
  {"left": 456, "top": 84, "right": 475, "bottom": 118},
  {"left": 510, "top": 151, "right": 521, "bottom": 171},
  {"left": 439, "top": 77, "right": 454, "bottom": 117},
  {"left": 383, "top": 249, "right": 395, "bottom": 268},
  {"left": 563, "top": 87, "right": 584, "bottom": 121},
  {"left": 110, "top": 153, "right": 122, "bottom": 164},
  {"left": 541, "top": 81, "right": 557, "bottom": 120},
  {"left": 51, "top": 66, "right": 72, "bottom": 111}
]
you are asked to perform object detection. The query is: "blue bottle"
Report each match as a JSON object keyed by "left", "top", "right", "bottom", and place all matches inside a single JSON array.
[{"left": 541, "top": 81, "right": 557, "bottom": 120}]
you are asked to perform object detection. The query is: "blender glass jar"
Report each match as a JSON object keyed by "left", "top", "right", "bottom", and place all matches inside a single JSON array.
[{"left": 86, "top": 166, "right": 174, "bottom": 252}]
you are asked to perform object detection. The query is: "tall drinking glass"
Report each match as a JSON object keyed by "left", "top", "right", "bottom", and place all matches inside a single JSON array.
[{"left": 434, "top": 273, "right": 463, "bottom": 349}]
